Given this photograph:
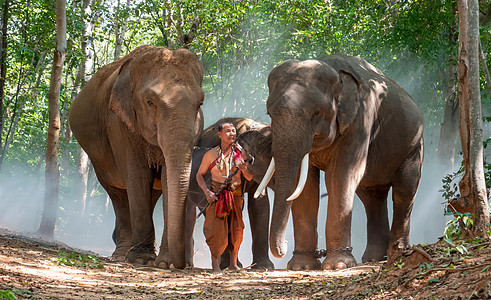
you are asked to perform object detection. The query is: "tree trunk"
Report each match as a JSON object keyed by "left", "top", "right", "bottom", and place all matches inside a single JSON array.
[
  {"left": 76, "top": 145, "right": 89, "bottom": 214},
  {"left": 0, "top": 0, "right": 9, "bottom": 151},
  {"left": 69, "top": 0, "right": 103, "bottom": 213},
  {"left": 454, "top": 0, "right": 490, "bottom": 237},
  {"left": 38, "top": 0, "right": 66, "bottom": 239},
  {"left": 437, "top": 58, "right": 459, "bottom": 169},
  {"left": 438, "top": 18, "right": 459, "bottom": 170},
  {"left": 114, "top": 0, "right": 130, "bottom": 60}
]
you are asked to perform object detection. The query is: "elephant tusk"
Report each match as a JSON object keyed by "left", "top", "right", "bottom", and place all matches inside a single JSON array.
[
  {"left": 286, "top": 153, "right": 309, "bottom": 202},
  {"left": 254, "top": 157, "right": 275, "bottom": 198}
]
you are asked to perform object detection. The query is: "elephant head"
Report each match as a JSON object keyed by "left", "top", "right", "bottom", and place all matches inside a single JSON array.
[
  {"left": 236, "top": 125, "right": 274, "bottom": 191},
  {"left": 257, "top": 59, "right": 363, "bottom": 258},
  {"left": 109, "top": 47, "right": 204, "bottom": 268}
]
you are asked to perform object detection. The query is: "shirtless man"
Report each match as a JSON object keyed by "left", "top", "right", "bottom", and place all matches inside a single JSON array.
[{"left": 196, "top": 122, "right": 253, "bottom": 273}]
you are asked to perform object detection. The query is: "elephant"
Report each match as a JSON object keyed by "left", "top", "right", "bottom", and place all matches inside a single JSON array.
[
  {"left": 255, "top": 55, "right": 424, "bottom": 270},
  {"left": 184, "top": 117, "right": 274, "bottom": 270},
  {"left": 68, "top": 45, "right": 205, "bottom": 269}
]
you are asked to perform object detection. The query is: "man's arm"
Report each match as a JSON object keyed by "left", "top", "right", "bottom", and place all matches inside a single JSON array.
[
  {"left": 238, "top": 148, "right": 253, "bottom": 181},
  {"left": 238, "top": 162, "right": 253, "bottom": 181},
  {"left": 196, "top": 151, "right": 217, "bottom": 203}
]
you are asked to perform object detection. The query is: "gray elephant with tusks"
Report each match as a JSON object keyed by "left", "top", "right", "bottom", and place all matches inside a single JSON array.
[
  {"left": 69, "top": 46, "right": 204, "bottom": 269},
  {"left": 255, "top": 55, "right": 424, "bottom": 270}
]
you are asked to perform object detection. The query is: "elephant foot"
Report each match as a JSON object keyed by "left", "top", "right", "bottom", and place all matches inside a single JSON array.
[
  {"left": 321, "top": 249, "right": 357, "bottom": 270},
  {"left": 251, "top": 257, "right": 275, "bottom": 270},
  {"left": 126, "top": 246, "right": 156, "bottom": 266},
  {"left": 287, "top": 252, "right": 321, "bottom": 271},
  {"left": 362, "top": 244, "right": 388, "bottom": 263},
  {"left": 110, "top": 243, "right": 131, "bottom": 262},
  {"left": 185, "top": 259, "right": 194, "bottom": 268},
  {"left": 387, "top": 241, "right": 409, "bottom": 265},
  {"left": 154, "top": 252, "right": 170, "bottom": 269},
  {"left": 110, "top": 253, "right": 126, "bottom": 262}
]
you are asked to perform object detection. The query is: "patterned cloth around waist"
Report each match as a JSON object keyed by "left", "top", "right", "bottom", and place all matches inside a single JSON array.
[
  {"left": 210, "top": 180, "right": 242, "bottom": 196},
  {"left": 210, "top": 180, "right": 241, "bottom": 218}
]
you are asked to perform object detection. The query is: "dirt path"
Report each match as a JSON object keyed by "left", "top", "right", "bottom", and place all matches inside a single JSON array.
[{"left": 0, "top": 228, "right": 490, "bottom": 299}]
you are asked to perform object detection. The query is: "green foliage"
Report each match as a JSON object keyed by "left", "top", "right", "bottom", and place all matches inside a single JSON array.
[
  {"left": 51, "top": 250, "right": 104, "bottom": 269},
  {"left": 438, "top": 238, "right": 475, "bottom": 264},
  {"left": 440, "top": 131, "right": 491, "bottom": 239},
  {"left": 0, "top": 290, "right": 16, "bottom": 299},
  {"left": 443, "top": 211, "right": 474, "bottom": 240},
  {"left": 3, "top": 0, "right": 491, "bottom": 240}
]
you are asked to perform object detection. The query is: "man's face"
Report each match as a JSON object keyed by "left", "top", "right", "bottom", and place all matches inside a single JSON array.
[{"left": 218, "top": 123, "right": 236, "bottom": 144}]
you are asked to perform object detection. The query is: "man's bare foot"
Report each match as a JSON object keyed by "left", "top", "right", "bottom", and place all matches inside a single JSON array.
[
  {"left": 228, "top": 265, "right": 240, "bottom": 271},
  {"left": 211, "top": 268, "right": 223, "bottom": 274},
  {"left": 211, "top": 256, "right": 222, "bottom": 274}
]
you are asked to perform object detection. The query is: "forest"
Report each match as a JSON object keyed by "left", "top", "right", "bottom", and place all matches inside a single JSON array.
[{"left": 0, "top": 0, "right": 491, "bottom": 298}]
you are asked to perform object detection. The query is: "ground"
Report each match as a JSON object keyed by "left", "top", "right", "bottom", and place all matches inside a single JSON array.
[{"left": 0, "top": 228, "right": 490, "bottom": 299}]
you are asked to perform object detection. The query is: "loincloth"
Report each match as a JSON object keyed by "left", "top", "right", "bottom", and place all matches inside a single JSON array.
[{"left": 203, "top": 180, "right": 244, "bottom": 258}]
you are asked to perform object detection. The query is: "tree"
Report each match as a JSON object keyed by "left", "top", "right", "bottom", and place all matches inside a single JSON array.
[
  {"left": 114, "top": 0, "right": 130, "bottom": 60},
  {"left": 38, "top": 0, "right": 66, "bottom": 238},
  {"left": 437, "top": 12, "right": 460, "bottom": 170},
  {"left": 69, "top": 0, "right": 103, "bottom": 214},
  {"left": 0, "top": 0, "right": 8, "bottom": 149},
  {"left": 453, "top": 0, "right": 490, "bottom": 237}
]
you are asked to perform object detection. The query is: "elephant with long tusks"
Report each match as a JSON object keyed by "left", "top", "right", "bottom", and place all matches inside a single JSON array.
[{"left": 255, "top": 55, "right": 424, "bottom": 270}]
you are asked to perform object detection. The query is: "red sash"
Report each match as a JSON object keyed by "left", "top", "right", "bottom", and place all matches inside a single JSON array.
[
  {"left": 208, "top": 157, "right": 218, "bottom": 172},
  {"left": 215, "top": 189, "right": 234, "bottom": 218}
]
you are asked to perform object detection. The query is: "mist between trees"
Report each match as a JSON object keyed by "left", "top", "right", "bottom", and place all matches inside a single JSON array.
[{"left": 0, "top": 0, "right": 489, "bottom": 266}]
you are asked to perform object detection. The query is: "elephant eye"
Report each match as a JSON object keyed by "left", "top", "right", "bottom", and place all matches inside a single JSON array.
[{"left": 147, "top": 100, "right": 154, "bottom": 106}]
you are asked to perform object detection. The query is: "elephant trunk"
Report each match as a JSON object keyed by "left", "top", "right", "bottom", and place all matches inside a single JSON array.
[
  {"left": 269, "top": 150, "right": 305, "bottom": 258},
  {"left": 269, "top": 118, "right": 312, "bottom": 258},
  {"left": 159, "top": 121, "right": 196, "bottom": 269}
]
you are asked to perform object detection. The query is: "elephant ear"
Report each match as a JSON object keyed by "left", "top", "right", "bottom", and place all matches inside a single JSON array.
[
  {"left": 109, "top": 58, "right": 136, "bottom": 132},
  {"left": 335, "top": 70, "right": 361, "bottom": 135}
]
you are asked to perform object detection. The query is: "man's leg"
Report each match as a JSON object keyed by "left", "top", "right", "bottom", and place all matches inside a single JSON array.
[
  {"left": 228, "top": 248, "right": 240, "bottom": 271},
  {"left": 203, "top": 201, "right": 228, "bottom": 274},
  {"left": 211, "top": 255, "right": 222, "bottom": 273}
]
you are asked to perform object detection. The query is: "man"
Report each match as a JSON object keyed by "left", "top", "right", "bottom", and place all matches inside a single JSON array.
[{"left": 196, "top": 122, "right": 253, "bottom": 273}]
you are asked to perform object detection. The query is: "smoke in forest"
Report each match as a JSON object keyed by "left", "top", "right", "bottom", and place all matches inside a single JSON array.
[{"left": 0, "top": 15, "right": 454, "bottom": 270}]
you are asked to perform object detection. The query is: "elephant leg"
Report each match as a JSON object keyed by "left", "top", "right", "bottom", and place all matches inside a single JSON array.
[
  {"left": 288, "top": 166, "right": 321, "bottom": 271},
  {"left": 125, "top": 167, "right": 156, "bottom": 265},
  {"left": 248, "top": 190, "right": 275, "bottom": 270},
  {"left": 356, "top": 186, "right": 390, "bottom": 262},
  {"left": 323, "top": 150, "right": 366, "bottom": 270},
  {"left": 388, "top": 145, "right": 423, "bottom": 264},
  {"left": 185, "top": 199, "right": 197, "bottom": 267},
  {"left": 105, "top": 185, "right": 131, "bottom": 262}
]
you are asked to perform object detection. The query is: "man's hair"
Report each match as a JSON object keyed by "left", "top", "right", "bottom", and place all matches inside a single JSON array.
[{"left": 217, "top": 122, "right": 234, "bottom": 132}]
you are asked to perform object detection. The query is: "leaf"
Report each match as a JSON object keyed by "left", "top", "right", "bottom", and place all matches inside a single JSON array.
[
  {"left": 455, "top": 244, "right": 468, "bottom": 255},
  {"left": 0, "top": 290, "right": 17, "bottom": 299},
  {"left": 428, "top": 278, "right": 440, "bottom": 284},
  {"left": 443, "top": 237, "right": 455, "bottom": 246},
  {"left": 481, "top": 265, "right": 490, "bottom": 273}
]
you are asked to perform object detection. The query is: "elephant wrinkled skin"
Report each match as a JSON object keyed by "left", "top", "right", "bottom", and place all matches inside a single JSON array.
[
  {"left": 185, "top": 117, "right": 274, "bottom": 270},
  {"left": 68, "top": 45, "right": 205, "bottom": 269},
  {"left": 259, "top": 55, "right": 424, "bottom": 270}
]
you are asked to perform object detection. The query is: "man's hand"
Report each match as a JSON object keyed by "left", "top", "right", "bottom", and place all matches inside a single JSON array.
[
  {"left": 237, "top": 159, "right": 253, "bottom": 181},
  {"left": 205, "top": 189, "right": 217, "bottom": 203},
  {"left": 237, "top": 160, "right": 247, "bottom": 171}
]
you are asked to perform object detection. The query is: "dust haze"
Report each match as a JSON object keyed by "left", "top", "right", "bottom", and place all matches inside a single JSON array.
[{"left": 0, "top": 16, "right": 458, "bottom": 270}]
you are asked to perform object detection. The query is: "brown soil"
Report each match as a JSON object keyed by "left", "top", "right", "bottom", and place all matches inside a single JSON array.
[{"left": 0, "top": 228, "right": 490, "bottom": 299}]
